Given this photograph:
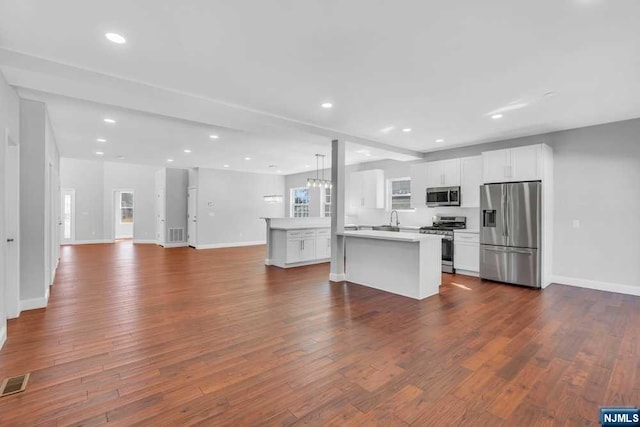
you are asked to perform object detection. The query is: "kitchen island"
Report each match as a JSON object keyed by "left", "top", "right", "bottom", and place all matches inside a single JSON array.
[
  {"left": 263, "top": 217, "right": 331, "bottom": 268},
  {"left": 338, "top": 230, "right": 443, "bottom": 300}
]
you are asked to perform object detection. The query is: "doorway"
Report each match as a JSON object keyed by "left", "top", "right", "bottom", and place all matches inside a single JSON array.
[
  {"left": 4, "top": 129, "right": 20, "bottom": 318},
  {"left": 115, "top": 190, "right": 134, "bottom": 239},
  {"left": 61, "top": 189, "right": 75, "bottom": 245},
  {"left": 187, "top": 187, "right": 197, "bottom": 247}
]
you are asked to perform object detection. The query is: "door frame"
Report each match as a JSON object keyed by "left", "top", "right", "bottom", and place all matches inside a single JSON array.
[
  {"left": 112, "top": 188, "right": 135, "bottom": 240},
  {"left": 187, "top": 187, "right": 197, "bottom": 247},
  {"left": 61, "top": 188, "right": 76, "bottom": 245},
  {"left": 4, "top": 128, "right": 20, "bottom": 319}
]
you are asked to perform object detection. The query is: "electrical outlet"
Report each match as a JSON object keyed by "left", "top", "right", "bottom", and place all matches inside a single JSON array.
[{"left": 572, "top": 219, "right": 580, "bottom": 229}]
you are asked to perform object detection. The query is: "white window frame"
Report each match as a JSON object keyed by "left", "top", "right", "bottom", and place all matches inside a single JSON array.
[
  {"left": 387, "top": 177, "right": 414, "bottom": 212},
  {"left": 321, "top": 186, "right": 331, "bottom": 217},
  {"left": 119, "top": 191, "right": 134, "bottom": 224},
  {"left": 290, "top": 187, "right": 310, "bottom": 218}
]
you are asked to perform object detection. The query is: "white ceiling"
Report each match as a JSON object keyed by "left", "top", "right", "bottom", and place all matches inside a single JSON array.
[{"left": 1, "top": 0, "right": 640, "bottom": 172}]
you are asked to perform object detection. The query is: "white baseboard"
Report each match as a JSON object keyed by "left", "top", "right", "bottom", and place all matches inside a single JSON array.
[
  {"left": 133, "top": 239, "right": 157, "bottom": 244},
  {"left": 265, "top": 258, "right": 272, "bottom": 265},
  {"left": 72, "top": 239, "right": 114, "bottom": 245},
  {"left": 197, "top": 240, "right": 266, "bottom": 250},
  {"left": 329, "top": 273, "right": 346, "bottom": 282},
  {"left": 552, "top": 275, "right": 640, "bottom": 297},
  {"left": 0, "top": 324, "right": 6, "bottom": 350},
  {"left": 161, "top": 242, "right": 189, "bottom": 248},
  {"left": 20, "top": 295, "right": 49, "bottom": 312},
  {"left": 454, "top": 269, "right": 479, "bottom": 278}
]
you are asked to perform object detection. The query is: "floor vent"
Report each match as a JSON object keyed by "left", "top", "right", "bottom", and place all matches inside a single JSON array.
[
  {"left": 0, "top": 373, "right": 30, "bottom": 397},
  {"left": 168, "top": 228, "right": 184, "bottom": 243}
]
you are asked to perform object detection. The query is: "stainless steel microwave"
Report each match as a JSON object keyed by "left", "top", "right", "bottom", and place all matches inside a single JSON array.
[{"left": 426, "top": 186, "right": 461, "bottom": 207}]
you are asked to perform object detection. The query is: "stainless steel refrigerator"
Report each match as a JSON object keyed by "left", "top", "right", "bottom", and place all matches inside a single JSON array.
[{"left": 480, "top": 181, "right": 541, "bottom": 288}]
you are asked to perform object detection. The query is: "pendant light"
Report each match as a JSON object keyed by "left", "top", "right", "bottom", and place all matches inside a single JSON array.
[{"left": 306, "top": 154, "right": 332, "bottom": 188}]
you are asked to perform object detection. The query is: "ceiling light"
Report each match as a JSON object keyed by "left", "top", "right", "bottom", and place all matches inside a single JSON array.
[
  {"left": 167, "top": 159, "right": 174, "bottom": 162},
  {"left": 95, "top": 151, "right": 104, "bottom": 156},
  {"left": 436, "top": 139, "right": 445, "bottom": 143},
  {"left": 321, "top": 102, "right": 333, "bottom": 109},
  {"left": 184, "top": 149, "right": 192, "bottom": 153},
  {"left": 491, "top": 114, "right": 503, "bottom": 119},
  {"left": 402, "top": 128, "right": 412, "bottom": 133},
  {"left": 105, "top": 33, "right": 127, "bottom": 44},
  {"left": 277, "top": 170, "right": 283, "bottom": 174},
  {"left": 96, "top": 138, "right": 107, "bottom": 142},
  {"left": 380, "top": 126, "right": 394, "bottom": 133},
  {"left": 307, "top": 154, "right": 332, "bottom": 188},
  {"left": 209, "top": 134, "right": 219, "bottom": 139},
  {"left": 104, "top": 118, "right": 116, "bottom": 124},
  {"left": 305, "top": 164, "right": 311, "bottom": 168},
  {"left": 244, "top": 157, "right": 251, "bottom": 161},
  {"left": 223, "top": 164, "right": 230, "bottom": 168}
]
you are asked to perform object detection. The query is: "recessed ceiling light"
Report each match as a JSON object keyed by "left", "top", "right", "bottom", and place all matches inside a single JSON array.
[
  {"left": 402, "top": 128, "right": 412, "bottom": 133},
  {"left": 321, "top": 102, "right": 333, "bottom": 109},
  {"left": 277, "top": 170, "right": 283, "bottom": 174},
  {"left": 209, "top": 134, "right": 219, "bottom": 139},
  {"left": 435, "top": 138, "right": 445, "bottom": 143},
  {"left": 96, "top": 138, "right": 107, "bottom": 142},
  {"left": 305, "top": 164, "right": 311, "bottom": 168},
  {"left": 105, "top": 33, "right": 126, "bottom": 44},
  {"left": 380, "top": 126, "right": 394, "bottom": 133},
  {"left": 184, "top": 149, "right": 192, "bottom": 153},
  {"left": 95, "top": 151, "right": 104, "bottom": 156},
  {"left": 104, "top": 118, "right": 116, "bottom": 124},
  {"left": 167, "top": 159, "right": 174, "bottom": 162},
  {"left": 244, "top": 157, "right": 251, "bottom": 161},
  {"left": 223, "top": 164, "right": 230, "bottom": 168},
  {"left": 491, "top": 114, "right": 503, "bottom": 119}
]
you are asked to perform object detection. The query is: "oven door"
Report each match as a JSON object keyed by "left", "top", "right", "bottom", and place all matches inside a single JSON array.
[
  {"left": 441, "top": 236, "right": 454, "bottom": 272},
  {"left": 426, "top": 188, "right": 451, "bottom": 206}
]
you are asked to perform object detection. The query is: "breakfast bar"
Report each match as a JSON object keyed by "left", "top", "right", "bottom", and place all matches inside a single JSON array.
[{"left": 338, "top": 230, "right": 443, "bottom": 300}]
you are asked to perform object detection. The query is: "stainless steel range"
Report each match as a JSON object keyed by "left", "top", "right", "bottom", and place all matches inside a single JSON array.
[{"left": 419, "top": 215, "right": 467, "bottom": 273}]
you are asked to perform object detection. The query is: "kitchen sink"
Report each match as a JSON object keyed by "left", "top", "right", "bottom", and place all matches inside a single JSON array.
[{"left": 372, "top": 225, "right": 400, "bottom": 232}]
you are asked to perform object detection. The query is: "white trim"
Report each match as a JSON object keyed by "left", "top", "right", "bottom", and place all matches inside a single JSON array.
[
  {"left": 160, "top": 242, "right": 189, "bottom": 248},
  {"left": 20, "top": 296, "right": 49, "bottom": 312},
  {"left": 265, "top": 258, "right": 272, "bottom": 265},
  {"left": 329, "top": 273, "right": 346, "bottom": 282},
  {"left": 133, "top": 239, "right": 157, "bottom": 244},
  {"left": 196, "top": 240, "right": 266, "bottom": 250},
  {"left": 454, "top": 269, "right": 479, "bottom": 278},
  {"left": 71, "top": 239, "right": 114, "bottom": 245},
  {"left": 552, "top": 275, "right": 640, "bottom": 297},
  {"left": 0, "top": 324, "right": 6, "bottom": 350}
]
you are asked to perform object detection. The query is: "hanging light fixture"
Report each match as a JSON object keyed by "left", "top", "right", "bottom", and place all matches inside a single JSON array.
[{"left": 307, "top": 154, "right": 332, "bottom": 189}]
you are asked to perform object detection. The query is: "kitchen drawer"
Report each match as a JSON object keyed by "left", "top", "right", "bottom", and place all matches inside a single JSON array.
[
  {"left": 302, "top": 230, "right": 317, "bottom": 238},
  {"left": 316, "top": 229, "right": 330, "bottom": 236},
  {"left": 287, "top": 231, "right": 303, "bottom": 239},
  {"left": 454, "top": 232, "right": 479, "bottom": 243}
]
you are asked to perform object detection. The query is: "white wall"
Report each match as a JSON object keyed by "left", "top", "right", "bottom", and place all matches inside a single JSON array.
[
  {"left": 196, "top": 168, "right": 285, "bottom": 247},
  {"left": 0, "top": 70, "right": 20, "bottom": 346},
  {"left": 18, "top": 98, "right": 60, "bottom": 309},
  {"left": 60, "top": 158, "right": 105, "bottom": 242}
]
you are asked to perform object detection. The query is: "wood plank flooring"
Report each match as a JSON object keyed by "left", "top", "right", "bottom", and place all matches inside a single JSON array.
[{"left": 0, "top": 241, "right": 638, "bottom": 426}]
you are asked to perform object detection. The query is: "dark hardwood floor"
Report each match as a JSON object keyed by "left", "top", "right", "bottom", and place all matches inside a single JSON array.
[{"left": 0, "top": 241, "right": 638, "bottom": 426}]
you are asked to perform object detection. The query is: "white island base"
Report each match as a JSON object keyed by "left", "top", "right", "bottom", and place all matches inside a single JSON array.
[{"left": 339, "top": 230, "right": 443, "bottom": 300}]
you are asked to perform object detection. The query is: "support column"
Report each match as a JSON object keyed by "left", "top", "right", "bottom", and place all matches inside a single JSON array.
[{"left": 329, "top": 139, "right": 346, "bottom": 282}]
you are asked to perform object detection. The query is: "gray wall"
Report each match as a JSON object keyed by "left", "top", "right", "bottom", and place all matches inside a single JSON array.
[
  {"left": 60, "top": 158, "right": 105, "bottom": 241},
  {"left": 165, "top": 168, "right": 188, "bottom": 240},
  {"left": 196, "top": 168, "right": 285, "bottom": 246}
]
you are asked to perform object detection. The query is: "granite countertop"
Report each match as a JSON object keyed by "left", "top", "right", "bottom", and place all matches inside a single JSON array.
[{"left": 337, "top": 230, "right": 443, "bottom": 243}]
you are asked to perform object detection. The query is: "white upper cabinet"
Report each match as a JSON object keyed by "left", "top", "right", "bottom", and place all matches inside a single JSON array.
[
  {"left": 410, "top": 163, "right": 428, "bottom": 208},
  {"left": 426, "top": 159, "right": 461, "bottom": 188},
  {"left": 349, "top": 169, "right": 384, "bottom": 209},
  {"left": 460, "top": 156, "right": 482, "bottom": 208},
  {"left": 482, "top": 144, "right": 543, "bottom": 183}
]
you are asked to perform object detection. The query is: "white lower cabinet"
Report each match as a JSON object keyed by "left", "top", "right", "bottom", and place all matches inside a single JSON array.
[
  {"left": 277, "top": 228, "right": 330, "bottom": 267},
  {"left": 454, "top": 232, "right": 480, "bottom": 274}
]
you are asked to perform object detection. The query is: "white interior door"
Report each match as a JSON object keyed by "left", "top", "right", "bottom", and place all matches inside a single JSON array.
[
  {"left": 187, "top": 188, "right": 197, "bottom": 247},
  {"left": 4, "top": 133, "right": 20, "bottom": 319},
  {"left": 61, "top": 189, "right": 75, "bottom": 245}
]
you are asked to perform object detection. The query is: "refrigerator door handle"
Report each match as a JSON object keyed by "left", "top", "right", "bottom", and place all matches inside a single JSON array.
[
  {"left": 501, "top": 186, "right": 507, "bottom": 237},
  {"left": 485, "top": 246, "right": 533, "bottom": 255}
]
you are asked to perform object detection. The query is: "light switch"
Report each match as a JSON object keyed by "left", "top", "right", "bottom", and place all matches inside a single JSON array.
[{"left": 572, "top": 219, "right": 580, "bottom": 229}]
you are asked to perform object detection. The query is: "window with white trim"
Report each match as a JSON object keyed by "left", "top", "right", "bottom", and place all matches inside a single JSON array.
[
  {"left": 290, "top": 187, "right": 310, "bottom": 217},
  {"left": 120, "top": 192, "right": 134, "bottom": 223},
  {"left": 322, "top": 187, "right": 331, "bottom": 217},
  {"left": 388, "top": 177, "right": 413, "bottom": 211}
]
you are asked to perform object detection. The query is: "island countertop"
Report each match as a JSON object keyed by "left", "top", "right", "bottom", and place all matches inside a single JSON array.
[{"left": 338, "top": 230, "right": 442, "bottom": 242}]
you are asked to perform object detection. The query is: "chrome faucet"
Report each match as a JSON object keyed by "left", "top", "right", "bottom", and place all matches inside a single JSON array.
[{"left": 390, "top": 210, "right": 400, "bottom": 227}]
